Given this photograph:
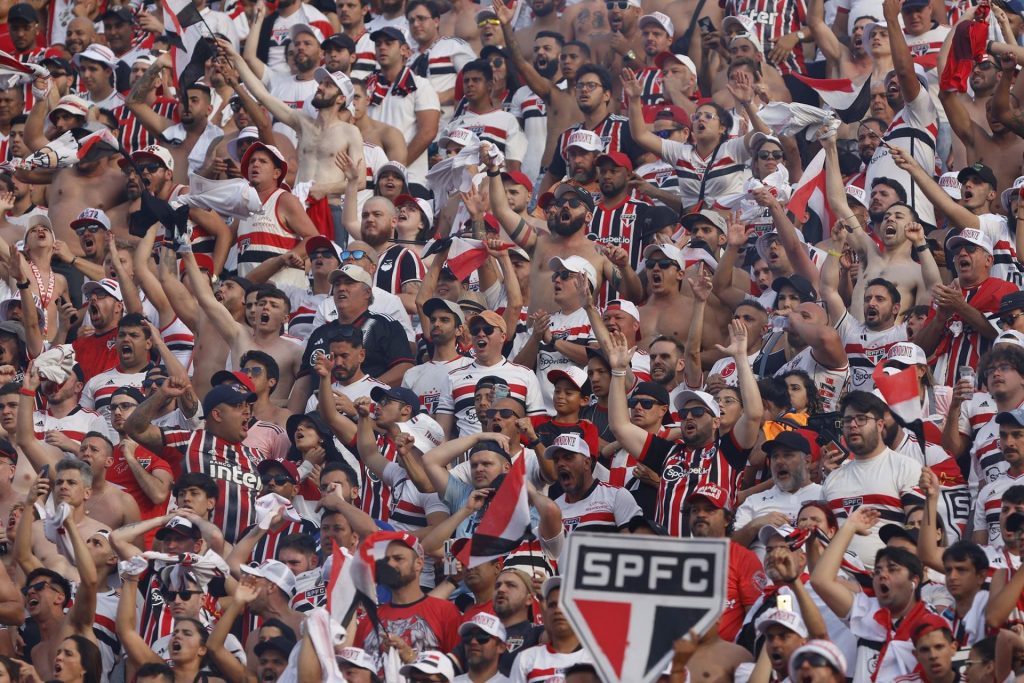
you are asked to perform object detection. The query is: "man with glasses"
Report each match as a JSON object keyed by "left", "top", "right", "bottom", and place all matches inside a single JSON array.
[
  {"left": 443, "top": 59, "right": 528, "bottom": 172},
  {"left": 51, "top": 207, "right": 113, "bottom": 284},
  {"left": 821, "top": 391, "right": 925, "bottom": 565},
  {"left": 453, "top": 614, "right": 509, "bottom": 682}
]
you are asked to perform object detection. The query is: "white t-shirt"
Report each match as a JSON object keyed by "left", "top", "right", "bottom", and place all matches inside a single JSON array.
[
  {"left": 509, "top": 644, "right": 594, "bottom": 683},
  {"left": 732, "top": 483, "right": 823, "bottom": 559},
  {"left": 835, "top": 313, "right": 909, "bottom": 392},
  {"left": 367, "top": 71, "right": 440, "bottom": 178},
  {"left": 402, "top": 356, "right": 475, "bottom": 414}
]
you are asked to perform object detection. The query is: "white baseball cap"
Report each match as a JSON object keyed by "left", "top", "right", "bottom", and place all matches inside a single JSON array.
[
  {"left": 240, "top": 559, "right": 297, "bottom": 597},
  {"left": 227, "top": 126, "right": 259, "bottom": 163},
  {"left": 995, "top": 330, "right": 1024, "bottom": 348},
  {"left": 604, "top": 299, "right": 640, "bottom": 324},
  {"left": 438, "top": 126, "right": 480, "bottom": 149},
  {"left": 458, "top": 613, "right": 508, "bottom": 642},
  {"left": 399, "top": 651, "right": 455, "bottom": 681},
  {"left": 545, "top": 432, "right": 592, "bottom": 460},
  {"left": 548, "top": 254, "right": 598, "bottom": 290},
  {"left": 547, "top": 365, "right": 589, "bottom": 392},
  {"left": 757, "top": 523, "right": 798, "bottom": 546},
  {"left": 673, "top": 389, "right": 721, "bottom": 417},
  {"left": 756, "top": 608, "right": 809, "bottom": 639},
  {"left": 845, "top": 183, "right": 867, "bottom": 208},
  {"left": 73, "top": 43, "right": 116, "bottom": 67},
  {"left": 638, "top": 11, "right": 674, "bottom": 35},
  {"left": 565, "top": 129, "right": 604, "bottom": 153},
  {"left": 128, "top": 144, "right": 174, "bottom": 172},
  {"left": 938, "top": 172, "right": 962, "bottom": 200},
  {"left": 290, "top": 22, "right": 325, "bottom": 43},
  {"left": 336, "top": 647, "right": 375, "bottom": 671},
  {"left": 642, "top": 243, "right": 687, "bottom": 270},
  {"left": 1002, "top": 175, "right": 1024, "bottom": 213},
  {"left": 49, "top": 94, "right": 90, "bottom": 122},
  {"left": 946, "top": 227, "right": 994, "bottom": 255},
  {"left": 654, "top": 51, "right": 696, "bottom": 76},
  {"left": 395, "top": 413, "right": 445, "bottom": 454},
  {"left": 314, "top": 67, "right": 355, "bottom": 107},
  {"left": 82, "top": 277, "right": 123, "bottom": 302},
  {"left": 885, "top": 342, "right": 927, "bottom": 366},
  {"left": 71, "top": 208, "right": 112, "bottom": 231},
  {"left": 328, "top": 264, "right": 373, "bottom": 288}
]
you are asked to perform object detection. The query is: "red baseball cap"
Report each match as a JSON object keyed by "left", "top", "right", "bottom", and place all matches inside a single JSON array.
[
  {"left": 256, "top": 458, "right": 300, "bottom": 482},
  {"left": 643, "top": 103, "right": 692, "bottom": 129},
  {"left": 501, "top": 170, "right": 534, "bottom": 194},
  {"left": 209, "top": 369, "right": 256, "bottom": 393},
  {"left": 690, "top": 483, "right": 729, "bottom": 510},
  {"left": 596, "top": 151, "right": 633, "bottom": 172},
  {"left": 537, "top": 191, "right": 555, "bottom": 210}
]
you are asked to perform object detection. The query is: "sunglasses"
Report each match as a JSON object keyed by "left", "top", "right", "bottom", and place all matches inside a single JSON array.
[
  {"left": 478, "top": 18, "right": 500, "bottom": 25},
  {"left": 159, "top": 589, "right": 197, "bottom": 602},
  {"left": 757, "top": 150, "right": 784, "bottom": 160},
  {"left": 1002, "top": 311, "right": 1024, "bottom": 327},
  {"left": 75, "top": 224, "right": 104, "bottom": 236},
  {"left": 488, "top": 57, "right": 505, "bottom": 68},
  {"left": 241, "top": 366, "right": 264, "bottom": 376},
  {"left": 551, "top": 269, "right": 576, "bottom": 282},
  {"left": 678, "top": 406, "right": 710, "bottom": 419},
  {"left": 261, "top": 474, "right": 296, "bottom": 486},
  {"left": 484, "top": 408, "right": 520, "bottom": 419},
  {"left": 645, "top": 257, "right": 677, "bottom": 270},
  {"left": 340, "top": 249, "right": 367, "bottom": 261},
  {"left": 555, "top": 196, "right": 585, "bottom": 209},
  {"left": 333, "top": 324, "right": 362, "bottom": 341},
  {"left": 654, "top": 129, "right": 682, "bottom": 139},
  {"left": 470, "top": 323, "right": 497, "bottom": 336},
  {"left": 462, "top": 631, "right": 495, "bottom": 644},
  {"left": 957, "top": 244, "right": 981, "bottom": 254},
  {"left": 793, "top": 653, "right": 834, "bottom": 669},
  {"left": 628, "top": 397, "right": 662, "bottom": 409},
  {"left": 21, "top": 581, "right": 52, "bottom": 595},
  {"left": 310, "top": 249, "right": 337, "bottom": 260},
  {"left": 142, "top": 377, "right": 166, "bottom": 389},
  {"left": 138, "top": 163, "right": 164, "bottom": 174}
]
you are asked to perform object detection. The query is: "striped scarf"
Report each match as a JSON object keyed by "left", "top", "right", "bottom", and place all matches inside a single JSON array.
[{"left": 367, "top": 65, "right": 418, "bottom": 106}]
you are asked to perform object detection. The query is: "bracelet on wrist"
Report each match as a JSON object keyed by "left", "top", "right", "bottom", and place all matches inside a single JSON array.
[
  {"left": 486, "top": 169, "right": 500, "bottom": 177},
  {"left": 827, "top": 249, "right": 841, "bottom": 258},
  {"left": 18, "top": 388, "right": 35, "bottom": 397},
  {"left": 914, "top": 243, "right": 930, "bottom": 253},
  {"left": 16, "top": 281, "right": 29, "bottom": 290},
  {"left": 611, "top": 369, "right": 628, "bottom": 377},
  {"left": 526, "top": 437, "right": 542, "bottom": 448}
]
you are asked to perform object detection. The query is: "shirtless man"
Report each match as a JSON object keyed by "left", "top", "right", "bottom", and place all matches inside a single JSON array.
[
  {"left": 637, "top": 243, "right": 693, "bottom": 349},
  {"left": 184, "top": 254, "right": 303, "bottom": 405},
  {"left": 808, "top": 0, "right": 876, "bottom": 79},
  {"left": 351, "top": 79, "right": 408, "bottom": 164},
  {"left": 660, "top": 1, "right": 722, "bottom": 71},
  {"left": 890, "top": 146, "right": 1024, "bottom": 288},
  {"left": 512, "top": 0, "right": 560, "bottom": 54},
  {"left": 439, "top": 0, "right": 483, "bottom": 50},
  {"left": 495, "top": 0, "right": 585, "bottom": 181},
  {"left": 14, "top": 130, "right": 127, "bottom": 249},
  {"left": 561, "top": 0, "right": 610, "bottom": 43},
  {"left": 823, "top": 133, "right": 935, "bottom": 317},
  {"left": 482, "top": 144, "right": 643, "bottom": 313}
]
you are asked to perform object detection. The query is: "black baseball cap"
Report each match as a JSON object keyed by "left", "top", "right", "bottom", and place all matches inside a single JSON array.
[
  {"left": 370, "top": 26, "right": 407, "bottom": 43},
  {"left": 322, "top": 32, "right": 356, "bottom": 51},
  {"left": 879, "top": 523, "right": 919, "bottom": 546},
  {"left": 100, "top": 6, "right": 134, "bottom": 23},
  {"left": 958, "top": 163, "right": 998, "bottom": 188},
  {"left": 254, "top": 636, "right": 297, "bottom": 658},
  {"left": 8, "top": 3, "right": 39, "bottom": 23},
  {"left": 631, "top": 381, "right": 670, "bottom": 406},
  {"left": 553, "top": 183, "right": 595, "bottom": 212},
  {"left": 771, "top": 274, "right": 818, "bottom": 303},
  {"left": 996, "top": 291, "right": 1024, "bottom": 318},
  {"left": 370, "top": 385, "right": 421, "bottom": 416},
  {"left": 762, "top": 431, "right": 812, "bottom": 456}
]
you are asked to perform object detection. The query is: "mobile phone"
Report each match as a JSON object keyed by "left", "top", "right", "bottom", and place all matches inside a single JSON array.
[
  {"left": 40, "top": 464, "right": 49, "bottom": 478},
  {"left": 776, "top": 595, "right": 793, "bottom": 612},
  {"left": 443, "top": 539, "right": 459, "bottom": 576},
  {"left": 698, "top": 16, "right": 715, "bottom": 33}
]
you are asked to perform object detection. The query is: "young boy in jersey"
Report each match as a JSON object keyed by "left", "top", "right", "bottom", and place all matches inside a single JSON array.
[{"left": 533, "top": 366, "right": 600, "bottom": 456}]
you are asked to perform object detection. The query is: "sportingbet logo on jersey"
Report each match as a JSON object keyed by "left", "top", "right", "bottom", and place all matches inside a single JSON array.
[{"left": 561, "top": 533, "right": 729, "bottom": 683}]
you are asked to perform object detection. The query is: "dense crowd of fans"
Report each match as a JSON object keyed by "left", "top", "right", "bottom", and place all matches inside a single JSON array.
[{"left": 3, "top": 0, "right": 1024, "bottom": 679}]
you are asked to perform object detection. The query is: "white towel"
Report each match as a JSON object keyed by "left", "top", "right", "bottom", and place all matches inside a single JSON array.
[
  {"left": 255, "top": 492, "right": 302, "bottom": 530},
  {"left": 40, "top": 501, "right": 76, "bottom": 564},
  {"left": 33, "top": 344, "right": 76, "bottom": 384},
  {"left": 170, "top": 176, "right": 262, "bottom": 219}
]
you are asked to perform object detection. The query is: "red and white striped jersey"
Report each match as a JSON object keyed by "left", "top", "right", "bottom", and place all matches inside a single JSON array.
[
  {"left": 402, "top": 356, "right": 475, "bottom": 414},
  {"left": 536, "top": 307, "right": 594, "bottom": 410},
  {"left": 956, "top": 391, "right": 1006, "bottom": 500},
  {"left": 444, "top": 107, "right": 528, "bottom": 162},
  {"left": 436, "top": 359, "right": 547, "bottom": 436},
  {"left": 81, "top": 365, "right": 151, "bottom": 420},
  {"left": 932, "top": 278, "right": 1017, "bottom": 388},
  {"left": 350, "top": 31, "right": 378, "bottom": 81},
  {"left": 160, "top": 316, "right": 195, "bottom": 369},
  {"left": 723, "top": 0, "right": 809, "bottom": 75},
  {"left": 243, "top": 516, "right": 320, "bottom": 566},
  {"left": 555, "top": 480, "right": 642, "bottom": 534},
  {"left": 114, "top": 98, "right": 179, "bottom": 153},
  {"left": 621, "top": 66, "right": 665, "bottom": 107},
  {"left": 374, "top": 244, "right": 425, "bottom": 296},
  {"left": 94, "top": 589, "right": 123, "bottom": 681},
  {"left": 382, "top": 460, "right": 449, "bottom": 534},
  {"left": 892, "top": 431, "right": 970, "bottom": 542},
  {"left": 974, "top": 470, "right": 1024, "bottom": 546},
  {"left": 835, "top": 313, "right": 908, "bottom": 392},
  {"left": 634, "top": 159, "right": 680, "bottom": 207},
  {"left": 362, "top": 434, "right": 399, "bottom": 521},
  {"left": 976, "top": 213, "right": 1024, "bottom": 285},
  {"left": 660, "top": 136, "right": 752, "bottom": 210},
  {"left": 548, "top": 114, "right": 640, "bottom": 181},
  {"left": 905, "top": 25, "right": 950, "bottom": 66},
  {"left": 160, "top": 428, "right": 265, "bottom": 543},
  {"left": 821, "top": 448, "right": 924, "bottom": 566},
  {"left": 508, "top": 643, "right": 594, "bottom": 683},
  {"left": 774, "top": 347, "right": 850, "bottom": 412},
  {"left": 639, "top": 431, "right": 751, "bottom": 536},
  {"left": 280, "top": 286, "right": 329, "bottom": 339},
  {"left": 236, "top": 188, "right": 301, "bottom": 277}
]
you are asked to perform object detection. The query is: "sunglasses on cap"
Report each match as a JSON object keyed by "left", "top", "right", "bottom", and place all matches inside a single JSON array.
[
  {"left": 470, "top": 323, "right": 497, "bottom": 336},
  {"left": 757, "top": 150, "right": 784, "bottom": 160},
  {"left": 261, "top": 474, "right": 296, "bottom": 486},
  {"left": 159, "top": 589, "right": 197, "bottom": 602},
  {"left": 340, "top": 249, "right": 367, "bottom": 260},
  {"left": 678, "top": 406, "right": 711, "bottom": 419},
  {"left": 628, "top": 397, "right": 662, "bottom": 409},
  {"left": 74, "top": 225, "right": 103, "bottom": 236}
]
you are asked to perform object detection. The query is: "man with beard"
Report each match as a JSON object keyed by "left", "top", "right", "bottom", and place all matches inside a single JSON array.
[
  {"left": 366, "top": 27, "right": 441, "bottom": 180},
  {"left": 444, "top": 60, "right": 528, "bottom": 171},
  {"left": 402, "top": 298, "right": 472, "bottom": 414},
  {"left": 72, "top": 278, "right": 124, "bottom": 380},
  {"left": 249, "top": 0, "right": 333, "bottom": 74},
  {"left": 823, "top": 132, "right": 939, "bottom": 318},
  {"left": 79, "top": 313, "right": 154, "bottom": 420},
  {"left": 509, "top": 578, "right": 594, "bottom": 681},
  {"left": 453, "top": 614, "right": 509, "bottom": 682},
  {"left": 49, "top": 205, "right": 111, "bottom": 284},
  {"left": 845, "top": 117, "right": 886, "bottom": 188},
  {"left": 242, "top": 22, "right": 322, "bottom": 107},
  {"left": 973, "top": 408, "right": 1024, "bottom": 545},
  {"left": 733, "top": 432, "right": 822, "bottom": 554},
  {"left": 342, "top": 196, "right": 423, "bottom": 314},
  {"left": 483, "top": 151, "right": 641, "bottom": 315},
  {"left": 821, "top": 391, "right": 925, "bottom": 565},
  {"left": 128, "top": 57, "right": 223, "bottom": 182},
  {"left": 589, "top": 153, "right": 651, "bottom": 272},
  {"left": 321, "top": 32, "right": 356, "bottom": 74},
  {"left": 406, "top": 0, "right": 475, "bottom": 122},
  {"left": 487, "top": 569, "right": 544, "bottom": 673},
  {"left": 812, "top": 505, "right": 932, "bottom": 682},
  {"left": 914, "top": 229, "right": 1016, "bottom": 387},
  {"left": 354, "top": 535, "right": 461, "bottom": 666},
  {"left": 510, "top": 31, "right": 559, "bottom": 180},
  {"left": 894, "top": 153, "right": 1023, "bottom": 286},
  {"left": 647, "top": 335, "right": 686, "bottom": 401}
]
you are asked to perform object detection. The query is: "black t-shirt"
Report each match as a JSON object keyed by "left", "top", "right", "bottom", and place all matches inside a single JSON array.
[{"left": 301, "top": 312, "right": 414, "bottom": 379}]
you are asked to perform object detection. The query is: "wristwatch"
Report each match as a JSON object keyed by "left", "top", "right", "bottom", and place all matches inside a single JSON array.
[
  {"left": 796, "top": 29, "right": 806, "bottom": 41},
  {"left": 625, "top": 49, "right": 637, "bottom": 63}
]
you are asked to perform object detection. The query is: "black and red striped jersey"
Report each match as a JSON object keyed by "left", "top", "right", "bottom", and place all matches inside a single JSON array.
[
  {"left": 374, "top": 244, "right": 425, "bottom": 296},
  {"left": 722, "top": 1, "right": 809, "bottom": 74},
  {"left": 588, "top": 194, "right": 652, "bottom": 274},
  {"left": 241, "top": 518, "right": 321, "bottom": 566},
  {"left": 115, "top": 98, "right": 179, "bottom": 153},
  {"left": 548, "top": 114, "right": 642, "bottom": 180},
  {"left": 160, "top": 428, "right": 264, "bottom": 543},
  {"left": 638, "top": 431, "right": 751, "bottom": 537},
  {"left": 621, "top": 66, "right": 665, "bottom": 108},
  {"left": 361, "top": 434, "right": 399, "bottom": 521}
]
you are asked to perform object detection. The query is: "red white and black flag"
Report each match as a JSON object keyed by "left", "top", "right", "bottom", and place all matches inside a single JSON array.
[
  {"left": 160, "top": 0, "right": 216, "bottom": 91},
  {"left": 468, "top": 455, "right": 532, "bottom": 568},
  {"left": 791, "top": 74, "right": 872, "bottom": 124}
]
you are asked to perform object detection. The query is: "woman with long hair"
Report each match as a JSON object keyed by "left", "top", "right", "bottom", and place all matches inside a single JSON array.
[{"left": 782, "top": 370, "right": 825, "bottom": 416}]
